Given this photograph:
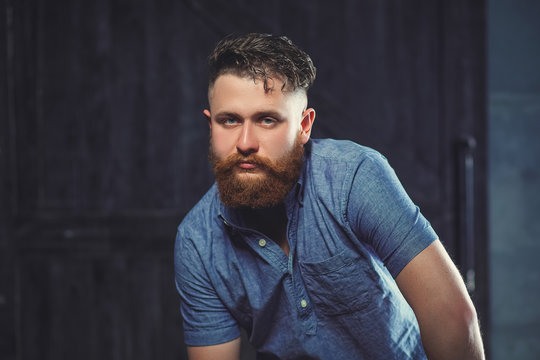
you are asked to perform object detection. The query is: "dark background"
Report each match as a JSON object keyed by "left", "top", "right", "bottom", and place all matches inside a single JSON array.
[{"left": 1, "top": 0, "right": 492, "bottom": 359}]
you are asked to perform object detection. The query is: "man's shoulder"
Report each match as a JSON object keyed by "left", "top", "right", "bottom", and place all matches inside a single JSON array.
[
  {"left": 309, "top": 138, "right": 386, "bottom": 165},
  {"left": 302, "top": 139, "right": 390, "bottom": 206},
  {"left": 177, "top": 183, "right": 221, "bottom": 236}
]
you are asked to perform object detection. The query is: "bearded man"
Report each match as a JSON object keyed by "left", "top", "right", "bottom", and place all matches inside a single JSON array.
[{"left": 174, "top": 33, "right": 485, "bottom": 360}]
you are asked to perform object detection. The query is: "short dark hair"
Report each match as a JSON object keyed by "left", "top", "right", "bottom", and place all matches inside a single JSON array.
[{"left": 208, "top": 33, "right": 316, "bottom": 92}]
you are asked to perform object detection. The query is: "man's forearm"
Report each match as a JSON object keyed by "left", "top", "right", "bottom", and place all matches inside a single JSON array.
[
  {"left": 418, "top": 302, "right": 485, "bottom": 360},
  {"left": 395, "top": 241, "right": 485, "bottom": 360}
]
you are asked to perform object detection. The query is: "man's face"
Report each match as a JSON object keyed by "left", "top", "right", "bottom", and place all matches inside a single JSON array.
[{"left": 205, "top": 74, "right": 315, "bottom": 208}]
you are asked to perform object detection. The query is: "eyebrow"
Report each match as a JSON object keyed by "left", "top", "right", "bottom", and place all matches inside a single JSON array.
[
  {"left": 213, "top": 111, "right": 240, "bottom": 119},
  {"left": 213, "top": 111, "right": 285, "bottom": 120},
  {"left": 254, "top": 111, "right": 285, "bottom": 120}
]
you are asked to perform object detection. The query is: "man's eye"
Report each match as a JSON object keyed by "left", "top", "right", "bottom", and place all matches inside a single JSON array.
[
  {"left": 260, "top": 118, "right": 277, "bottom": 126},
  {"left": 219, "top": 118, "right": 239, "bottom": 126}
]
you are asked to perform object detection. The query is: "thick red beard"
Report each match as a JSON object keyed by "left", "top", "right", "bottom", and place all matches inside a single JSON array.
[{"left": 209, "top": 134, "right": 304, "bottom": 209}]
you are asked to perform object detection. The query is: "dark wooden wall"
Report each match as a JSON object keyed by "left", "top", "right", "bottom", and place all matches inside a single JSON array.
[{"left": 1, "top": 1, "right": 487, "bottom": 359}]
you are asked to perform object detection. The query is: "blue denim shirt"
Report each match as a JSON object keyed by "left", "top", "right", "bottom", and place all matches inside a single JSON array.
[{"left": 175, "top": 139, "right": 437, "bottom": 359}]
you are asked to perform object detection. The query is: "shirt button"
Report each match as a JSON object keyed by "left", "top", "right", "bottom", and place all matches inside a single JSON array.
[
  {"left": 258, "top": 239, "right": 267, "bottom": 247},
  {"left": 300, "top": 299, "right": 308, "bottom": 308}
]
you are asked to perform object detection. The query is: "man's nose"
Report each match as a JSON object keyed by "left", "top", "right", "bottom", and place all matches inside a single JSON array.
[{"left": 236, "top": 122, "right": 259, "bottom": 155}]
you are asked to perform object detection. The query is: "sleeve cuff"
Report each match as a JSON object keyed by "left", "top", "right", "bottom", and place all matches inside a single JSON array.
[{"left": 183, "top": 323, "right": 241, "bottom": 346}]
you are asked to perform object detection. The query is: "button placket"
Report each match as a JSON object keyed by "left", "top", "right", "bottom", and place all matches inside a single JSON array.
[
  {"left": 252, "top": 236, "right": 289, "bottom": 274},
  {"left": 293, "top": 268, "right": 317, "bottom": 335}
]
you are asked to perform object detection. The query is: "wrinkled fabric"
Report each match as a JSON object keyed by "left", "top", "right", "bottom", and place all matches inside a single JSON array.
[{"left": 175, "top": 139, "right": 437, "bottom": 359}]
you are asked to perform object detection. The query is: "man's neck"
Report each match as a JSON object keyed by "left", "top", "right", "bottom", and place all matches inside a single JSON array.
[{"left": 240, "top": 204, "right": 290, "bottom": 256}]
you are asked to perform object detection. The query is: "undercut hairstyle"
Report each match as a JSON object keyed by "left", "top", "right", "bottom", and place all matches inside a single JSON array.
[{"left": 208, "top": 33, "right": 316, "bottom": 93}]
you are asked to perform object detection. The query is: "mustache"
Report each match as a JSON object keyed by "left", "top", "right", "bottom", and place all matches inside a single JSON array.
[
  {"left": 221, "top": 153, "right": 273, "bottom": 168},
  {"left": 210, "top": 151, "right": 279, "bottom": 175}
]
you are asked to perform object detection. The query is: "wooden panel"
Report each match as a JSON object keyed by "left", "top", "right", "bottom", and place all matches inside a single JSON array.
[
  {"left": 13, "top": 0, "right": 215, "bottom": 215},
  {"left": 18, "top": 251, "right": 186, "bottom": 360},
  {"left": 3, "top": 0, "right": 487, "bottom": 358},
  {"left": 12, "top": 215, "right": 186, "bottom": 360}
]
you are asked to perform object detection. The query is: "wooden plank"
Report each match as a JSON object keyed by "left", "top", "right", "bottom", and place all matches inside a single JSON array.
[{"left": 1, "top": 0, "right": 17, "bottom": 359}]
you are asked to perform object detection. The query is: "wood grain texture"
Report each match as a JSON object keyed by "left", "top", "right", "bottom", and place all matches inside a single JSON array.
[
  {"left": 18, "top": 252, "right": 185, "bottom": 360},
  {"left": 1, "top": 1, "right": 17, "bottom": 358}
]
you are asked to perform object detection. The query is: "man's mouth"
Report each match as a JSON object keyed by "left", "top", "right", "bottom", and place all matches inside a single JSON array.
[{"left": 237, "top": 161, "right": 257, "bottom": 170}]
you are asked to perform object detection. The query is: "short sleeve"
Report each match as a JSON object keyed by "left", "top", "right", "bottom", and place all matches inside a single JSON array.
[
  {"left": 346, "top": 152, "right": 438, "bottom": 277},
  {"left": 174, "top": 227, "right": 240, "bottom": 346}
]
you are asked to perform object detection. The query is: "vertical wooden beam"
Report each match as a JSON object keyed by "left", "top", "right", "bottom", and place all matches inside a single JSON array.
[{"left": 0, "top": 0, "right": 16, "bottom": 358}]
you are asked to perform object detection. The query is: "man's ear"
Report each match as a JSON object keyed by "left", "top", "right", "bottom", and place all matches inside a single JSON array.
[
  {"left": 203, "top": 109, "right": 212, "bottom": 129},
  {"left": 300, "top": 108, "right": 316, "bottom": 144}
]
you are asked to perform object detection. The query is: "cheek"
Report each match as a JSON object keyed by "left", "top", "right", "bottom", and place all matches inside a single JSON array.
[
  {"left": 210, "top": 131, "right": 234, "bottom": 155},
  {"left": 264, "top": 129, "right": 299, "bottom": 157}
]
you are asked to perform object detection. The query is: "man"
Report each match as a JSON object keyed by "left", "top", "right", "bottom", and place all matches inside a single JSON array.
[{"left": 175, "top": 33, "right": 484, "bottom": 359}]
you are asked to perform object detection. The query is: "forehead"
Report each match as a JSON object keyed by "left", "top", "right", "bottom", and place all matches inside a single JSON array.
[{"left": 208, "top": 74, "right": 306, "bottom": 111}]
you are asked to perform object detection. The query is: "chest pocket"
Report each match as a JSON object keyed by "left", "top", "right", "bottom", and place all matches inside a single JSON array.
[{"left": 299, "top": 250, "right": 381, "bottom": 317}]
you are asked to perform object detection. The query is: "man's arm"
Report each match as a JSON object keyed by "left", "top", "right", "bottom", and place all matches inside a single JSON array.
[
  {"left": 395, "top": 240, "right": 485, "bottom": 360},
  {"left": 187, "top": 337, "right": 241, "bottom": 360},
  {"left": 175, "top": 228, "right": 242, "bottom": 359}
]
